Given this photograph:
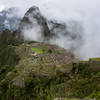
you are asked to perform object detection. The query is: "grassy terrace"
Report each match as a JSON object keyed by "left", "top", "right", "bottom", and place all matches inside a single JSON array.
[
  {"left": 31, "top": 47, "right": 43, "bottom": 54},
  {"left": 54, "top": 98, "right": 91, "bottom": 100},
  {"left": 72, "top": 61, "right": 89, "bottom": 64},
  {"left": 90, "top": 58, "right": 100, "bottom": 61}
]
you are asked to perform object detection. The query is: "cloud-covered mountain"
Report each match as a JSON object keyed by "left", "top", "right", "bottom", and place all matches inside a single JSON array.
[
  {"left": 0, "top": 8, "right": 21, "bottom": 34},
  {"left": 0, "top": 5, "right": 98, "bottom": 59},
  {"left": 19, "top": 6, "right": 51, "bottom": 42},
  {"left": 19, "top": 6, "right": 83, "bottom": 53},
  {"left": 1, "top": 0, "right": 100, "bottom": 59}
]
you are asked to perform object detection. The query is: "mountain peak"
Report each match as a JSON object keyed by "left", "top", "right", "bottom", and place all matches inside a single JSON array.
[
  {"left": 19, "top": 6, "right": 51, "bottom": 42},
  {"left": 25, "top": 6, "right": 40, "bottom": 17},
  {"left": 28, "top": 6, "right": 39, "bottom": 12}
]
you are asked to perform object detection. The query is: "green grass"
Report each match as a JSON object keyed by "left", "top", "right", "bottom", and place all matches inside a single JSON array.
[
  {"left": 31, "top": 47, "right": 43, "bottom": 54},
  {"left": 54, "top": 98, "right": 80, "bottom": 100},
  {"left": 72, "top": 61, "right": 89, "bottom": 64},
  {"left": 90, "top": 58, "right": 100, "bottom": 61}
]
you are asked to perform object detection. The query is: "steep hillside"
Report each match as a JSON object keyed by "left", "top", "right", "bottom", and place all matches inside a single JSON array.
[
  {"left": 0, "top": 30, "right": 100, "bottom": 100},
  {"left": 18, "top": 6, "right": 51, "bottom": 42}
]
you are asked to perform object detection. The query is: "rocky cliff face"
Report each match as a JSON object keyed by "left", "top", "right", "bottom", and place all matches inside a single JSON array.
[
  {"left": 19, "top": 6, "right": 51, "bottom": 42},
  {"left": 48, "top": 20, "right": 68, "bottom": 37},
  {"left": 19, "top": 6, "right": 69, "bottom": 42}
]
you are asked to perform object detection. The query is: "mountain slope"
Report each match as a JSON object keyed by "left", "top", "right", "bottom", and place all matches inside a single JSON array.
[
  {"left": 0, "top": 30, "right": 100, "bottom": 99},
  {"left": 19, "top": 6, "right": 51, "bottom": 42}
]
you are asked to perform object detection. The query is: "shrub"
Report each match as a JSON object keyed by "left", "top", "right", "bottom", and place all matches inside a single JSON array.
[
  {"left": 48, "top": 49, "right": 52, "bottom": 54},
  {"left": 89, "top": 91, "right": 100, "bottom": 99},
  {"left": 25, "top": 78, "right": 34, "bottom": 90},
  {"left": 70, "top": 79, "right": 96, "bottom": 98},
  {"left": 0, "top": 80, "right": 9, "bottom": 93}
]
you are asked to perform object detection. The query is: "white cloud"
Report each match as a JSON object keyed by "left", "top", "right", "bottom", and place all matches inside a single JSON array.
[{"left": 0, "top": 5, "right": 5, "bottom": 12}]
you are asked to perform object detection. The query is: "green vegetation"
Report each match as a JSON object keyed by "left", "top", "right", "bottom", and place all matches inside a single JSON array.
[
  {"left": 1, "top": 67, "right": 100, "bottom": 100},
  {"left": 0, "top": 29, "right": 21, "bottom": 81},
  {"left": 90, "top": 57, "right": 100, "bottom": 61},
  {"left": 0, "top": 29, "right": 100, "bottom": 99},
  {"left": 31, "top": 47, "right": 44, "bottom": 54}
]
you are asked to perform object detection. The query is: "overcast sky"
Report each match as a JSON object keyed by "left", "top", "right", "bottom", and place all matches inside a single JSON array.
[
  {"left": 0, "top": 0, "right": 100, "bottom": 18},
  {"left": 0, "top": 0, "right": 100, "bottom": 59}
]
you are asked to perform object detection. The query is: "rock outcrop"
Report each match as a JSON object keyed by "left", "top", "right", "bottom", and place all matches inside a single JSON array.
[{"left": 19, "top": 6, "right": 51, "bottom": 42}]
